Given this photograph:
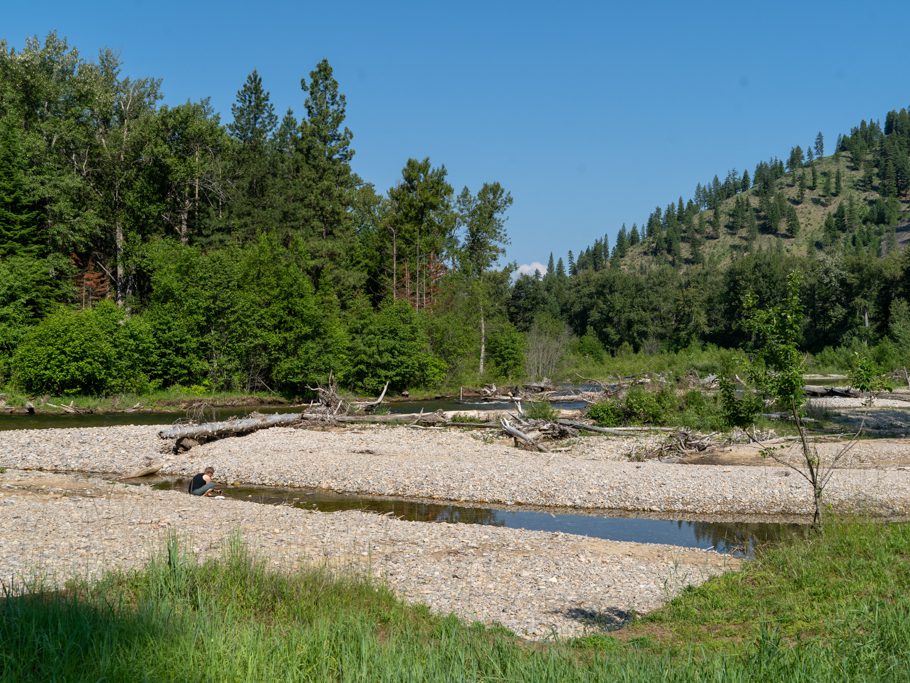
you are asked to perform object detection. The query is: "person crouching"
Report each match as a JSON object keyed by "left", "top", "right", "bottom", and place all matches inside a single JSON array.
[{"left": 189, "top": 467, "right": 221, "bottom": 496}]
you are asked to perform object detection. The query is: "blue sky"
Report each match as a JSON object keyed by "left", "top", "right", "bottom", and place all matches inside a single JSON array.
[{"left": 6, "top": 1, "right": 910, "bottom": 271}]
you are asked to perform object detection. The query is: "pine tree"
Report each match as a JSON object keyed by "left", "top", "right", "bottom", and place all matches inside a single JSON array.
[
  {"left": 297, "top": 59, "right": 358, "bottom": 288},
  {"left": 556, "top": 257, "right": 566, "bottom": 279},
  {"left": 810, "top": 162, "right": 818, "bottom": 190},
  {"left": 615, "top": 225, "right": 629, "bottom": 258},
  {"left": 797, "top": 172, "right": 807, "bottom": 203},
  {"left": 226, "top": 71, "right": 279, "bottom": 240},
  {"left": 690, "top": 233, "right": 703, "bottom": 264},
  {"left": 815, "top": 131, "right": 824, "bottom": 158},
  {"left": 629, "top": 223, "right": 640, "bottom": 245},
  {"left": 788, "top": 146, "right": 804, "bottom": 171},
  {"left": 228, "top": 70, "right": 277, "bottom": 144},
  {"left": 0, "top": 115, "right": 41, "bottom": 256},
  {"left": 834, "top": 168, "right": 843, "bottom": 196},
  {"left": 786, "top": 205, "right": 801, "bottom": 237},
  {"left": 274, "top": 109, "right": 298, "bottom": 154}
]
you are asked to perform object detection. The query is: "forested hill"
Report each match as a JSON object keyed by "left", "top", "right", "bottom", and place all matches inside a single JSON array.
[
  {"left": 511, "top": 107, "right": 910, "bottom": 361},
  {"left": 2, "top": 33, "right": 910, "bottom": 399},
  {"left": 569, "top": 114, "right": 910, "bottom": 273}
]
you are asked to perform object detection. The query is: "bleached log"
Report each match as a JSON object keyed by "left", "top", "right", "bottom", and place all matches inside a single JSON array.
[
  {"left": 158, "top": 412, "right": 303, "bottom": 442},
  {"left": 500, "top": 417, "right": 548, "bottom": 452},
  {"left": 356, "top": 381, "right": 389, "bottom": 413},
  {"left": 120, "top": 464, "right": 162, "bottom": 479},
  {"left": 557, "top": 419, "right": 676, "bottom": 434}
]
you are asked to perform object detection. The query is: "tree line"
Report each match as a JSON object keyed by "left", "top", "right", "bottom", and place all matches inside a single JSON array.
[
  {"left": 0, "top": 33, "right": 519, "bottom": 395},
  {"left": 2, "top": 33, "right": 910, "bottom": 397}
]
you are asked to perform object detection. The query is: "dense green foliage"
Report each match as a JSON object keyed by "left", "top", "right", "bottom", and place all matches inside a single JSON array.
[
  {"left": 2, "top": 521, "right": 908, "bottom": 681},
  {"left": 588, "top": 385, "right": 728, "bottom": 431},
  {"left": 3, "top": 32, "right": 910, "bottom": 397}
]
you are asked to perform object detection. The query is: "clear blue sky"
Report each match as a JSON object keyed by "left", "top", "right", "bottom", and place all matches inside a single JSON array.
[{"left": 6, "top": 1, "right": 910, "bottom": 271}]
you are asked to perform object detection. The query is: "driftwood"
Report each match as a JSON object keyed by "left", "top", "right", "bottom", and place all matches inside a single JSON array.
[
  {"left": 159, "top": 406, "right": 676, "bottom": 455},
  {"left": 46, "top": 401, "right": 93, "bottom": 415},
  {"left": 119, "top": 463, "right": 162, "bottom": 479},
  {"left": 500, "top": 417, "right": 548, "bottom": 452},
  {"left": 159, "top": 410, "right": 454, "bottom": 450},
  {"left": 159, "top": 412, "right": 303, "bottom": 451},
  {"left": 557, "top": 419, "right": 676, "bottom": 434},
  {"left": 640, "top": 430, "right": 718, "bottom": 461},
  {"left": 355, "top": 381, "right": 389, "bottom": 413}
]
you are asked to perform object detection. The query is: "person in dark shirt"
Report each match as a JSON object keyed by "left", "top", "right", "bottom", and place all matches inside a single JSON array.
[{"left": 189, "top": 466, "right": 221, "bottom": 496}]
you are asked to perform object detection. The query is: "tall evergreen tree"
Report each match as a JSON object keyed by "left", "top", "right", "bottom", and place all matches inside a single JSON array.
[
  {"left": 614, "top": 225, "right": 628, "bottom": 258},
  {"left": 296, "top": 59, "right": 358, "bottom": 288},
  {"left": 815, "top": 131, "right": 824, "bottom": 158},
  {"left": 0, "top": 115, "right": 41, "bottom": 256},
  {"left": 228, "top": 70, "right": 277, "bottom": 145},
  {"left": 384, "top": 158, "right": 454, "bottom": 307}
]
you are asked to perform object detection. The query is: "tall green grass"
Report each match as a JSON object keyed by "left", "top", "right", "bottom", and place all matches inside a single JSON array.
[{"left": 2, "top": 521, "right": 909, "bottom": 681}]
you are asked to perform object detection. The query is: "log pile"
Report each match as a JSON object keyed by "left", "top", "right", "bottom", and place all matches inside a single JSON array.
[{"left": 637, "top": 430, "right": 718, "bottom": 462}]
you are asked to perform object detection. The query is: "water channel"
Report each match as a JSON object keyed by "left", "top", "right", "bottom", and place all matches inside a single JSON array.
[
  {"left": 0, "top": 397, "right": 587, "bottom": 431},
  {"left": 143, "top": 477, "right": 807, "bottom": 558}
]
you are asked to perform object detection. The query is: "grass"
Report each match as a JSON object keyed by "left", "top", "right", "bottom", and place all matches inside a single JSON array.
[{"left": 2, "top": 520, "right": 909, "bottom": 681}]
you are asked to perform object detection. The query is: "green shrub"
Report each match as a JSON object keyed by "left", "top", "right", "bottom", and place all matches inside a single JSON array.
[
  {"left": 524, "top": 401, "right": 558, "bottom": 421},
  {"left": 623, "top": 385, "right": 669, "bottom": 424},
  {"left": 587, "top": 398, "right": 622, "bottom": 426},
  {"left": 588, "top": 387, "right": 727, "bottom": 430},
  {"left": 12, "top": 301, "right": 153, "bottom": 396},
  {"left": 719, "top": 376, "right": 763, "bottom": 428},
  {"left": 347, "top": 299, "right": 447, "bottom": 393},
  {"left": 677, "top": 389, "right": 727, "bottom": 431},
  {"left": 487, "top": 324, "right": 525, "bottom": 379}
]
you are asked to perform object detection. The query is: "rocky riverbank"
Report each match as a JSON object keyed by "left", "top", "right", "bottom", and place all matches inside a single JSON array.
[
  {"left": 3, "top": 424, "right": 910, "bottom": 517},
  {"left": 0, "top": 469, "right": 733, "bottom": 639}
]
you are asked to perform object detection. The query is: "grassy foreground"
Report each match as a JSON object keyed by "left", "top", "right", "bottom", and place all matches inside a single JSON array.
[{"left": 2, "top": 521, "right": 909, "bottom": 682}]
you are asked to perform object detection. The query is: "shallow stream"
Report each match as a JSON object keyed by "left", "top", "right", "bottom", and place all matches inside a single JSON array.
[{"left": 141, "top": 477, "right": 807, "bottom": 558}]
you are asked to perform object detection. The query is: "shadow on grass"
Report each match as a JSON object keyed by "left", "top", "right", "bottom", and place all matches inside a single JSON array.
[
  {"left": 0, "top": 586, "right": 177, "bottom": 681},
  {"left": 562, "top": 606, "right": 634, "bottom": 632}
]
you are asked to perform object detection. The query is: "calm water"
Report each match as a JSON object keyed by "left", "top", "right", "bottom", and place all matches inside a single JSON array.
[
  {"left": 149, "top": 478, "right": 806, "bottom": 557},
  {"left": 0, "top": 398, "right": 587, "bottom": 430}
]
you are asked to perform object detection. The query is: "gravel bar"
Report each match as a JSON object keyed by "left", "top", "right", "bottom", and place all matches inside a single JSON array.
[
  {"left": 0, "top": 470, "right": 733, "bottom": 639},
  {"left": 3, "top": 425, "right": 910, "bottom": 516}
]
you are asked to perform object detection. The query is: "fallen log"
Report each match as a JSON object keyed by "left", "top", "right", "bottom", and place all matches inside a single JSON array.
[
  {"left": 355, "top": 381, "right": 389, "bottom": 413},
  {"left": 324, "top": 413, "right": 449, "bottom": 426},
  {"left": 46, "top": 401, "right": 94, "bottom": 415},
  {"left": 119, "top": 463, "right": 162, "bottom": 479},
  {"left": 159, "top": 412, "right": 303, "bottom": 444},
  {"left": 557, "top": 419, "right": 676, "bottom": 434},
  {"left": 159, "top": 410, "right": 453, "bottom": 449},
  {"left": 500, "top": 417, "right": 548, "bottom": 452}
]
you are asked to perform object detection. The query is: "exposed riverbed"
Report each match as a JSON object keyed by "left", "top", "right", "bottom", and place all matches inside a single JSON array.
[{"left": 3, "top": 422, "right": 908, "bottom": 638}]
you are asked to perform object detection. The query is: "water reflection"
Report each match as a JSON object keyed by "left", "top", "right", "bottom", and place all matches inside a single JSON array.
[
  {"left": 0, "top": 398, "right": 589, "bottom": 430},
  {"left": 151, "top": 479, "right": 803, "bottom": 557}
]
